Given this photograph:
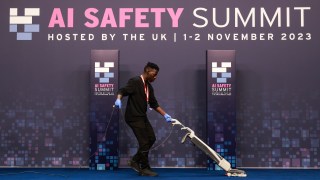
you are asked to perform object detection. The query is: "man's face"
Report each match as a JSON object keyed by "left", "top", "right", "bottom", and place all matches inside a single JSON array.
[{"left": 146, "top": 68, "right": 158, "bottom": 82}]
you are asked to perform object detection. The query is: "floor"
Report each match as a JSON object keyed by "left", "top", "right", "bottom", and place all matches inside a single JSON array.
[{"left": 0, "top": 168, "right": 319, "bottom": 180}]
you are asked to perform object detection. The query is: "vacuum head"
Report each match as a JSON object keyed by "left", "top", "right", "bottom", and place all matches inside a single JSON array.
[
  {"left": 171, "top": 119, "right": 247, "bottom": 177},
  {"left": 226, "top": 169, "right": 247, "bottom": 177}
]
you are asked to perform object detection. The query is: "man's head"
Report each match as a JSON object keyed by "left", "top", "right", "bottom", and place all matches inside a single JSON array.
[{"left": 143, "top": 62, "right": 159, "bottom": 82}]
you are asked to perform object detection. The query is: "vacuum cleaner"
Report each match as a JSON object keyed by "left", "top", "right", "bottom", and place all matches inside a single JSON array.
[{"left": 171, "top": 118, "right": 247, "bottom": 177}]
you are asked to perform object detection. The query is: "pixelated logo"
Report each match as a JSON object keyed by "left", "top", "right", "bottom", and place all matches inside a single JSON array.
[
  {"left": 211, "top": 62, "right": 232, "bottom": 96},
  {"left": 94, "top": 62, "right": 115, "bottom": 95},
  {"left": 211, "top": 62, "right": 231, "bottom": 83},
  {"left": 9, "top": 8, "right": 40, "bottom": 40},
  {"left": 95, "top": 62, "right": 114, "bottom": 83}
]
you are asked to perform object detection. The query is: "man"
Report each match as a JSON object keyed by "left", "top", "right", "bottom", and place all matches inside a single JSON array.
[{"left": 114, "top": 62, "right": 172, "bottom": 176}]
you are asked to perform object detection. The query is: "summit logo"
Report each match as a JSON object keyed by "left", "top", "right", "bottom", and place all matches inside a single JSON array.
[
  {"left": 9, "top": 8, "right": 40, "bottom": 40},
  {"left": 94, "top": 61, "right": 115, "bottom": 96},
  {"left": 211, "top": 62, "right": 232, "bottom": 96}
]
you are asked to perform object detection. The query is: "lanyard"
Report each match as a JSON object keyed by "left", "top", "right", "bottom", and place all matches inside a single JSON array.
[{"left": 140, "top": 75, "right": 149, "bottom": 102}]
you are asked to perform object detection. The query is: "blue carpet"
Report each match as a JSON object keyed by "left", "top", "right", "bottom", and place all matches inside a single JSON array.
[{"left": 0, "top": 168, "right": 319, "bottom": 180}]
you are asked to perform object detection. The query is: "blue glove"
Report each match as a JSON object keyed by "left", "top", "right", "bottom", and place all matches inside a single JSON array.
[
  {"left": 164, "top": 113, "right": 172, "bottom": 122},
  {"left": 115, "top": 99, "right": 122, "bottom": 109}
]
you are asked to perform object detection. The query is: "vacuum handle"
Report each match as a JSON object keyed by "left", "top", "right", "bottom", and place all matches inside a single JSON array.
[{"left": 181, "top": 133, "right": 190, "bottom": 143}]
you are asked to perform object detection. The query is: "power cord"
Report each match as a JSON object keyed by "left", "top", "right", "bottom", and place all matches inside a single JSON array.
[
  {"left": 117, "top": 107, "right": 175, "bottom": 151},
  {"left": 0, "top": 105, "right": 175, "bottom": 178},
  {"left": 0, "top": 106, "right": 119, "bottom": 178},
  {"left": 0, "top": 106, "right": 117, "bottom": 177},
  {"left": 82, "top": 105, "right": 175, "bottom": 168},
  {"left": 80, "top": 105, "right": 117, "bottom": 169}
]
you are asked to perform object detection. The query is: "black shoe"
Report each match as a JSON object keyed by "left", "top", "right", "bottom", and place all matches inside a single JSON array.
[
  {"left": 128, "top": 160, "right": 141, "bottom": 173},
  {"left": 140, "top": 167, "right": 158, "bottom": 176}
]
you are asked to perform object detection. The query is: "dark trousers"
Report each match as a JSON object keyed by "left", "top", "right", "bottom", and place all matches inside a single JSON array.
[{"left": 126, "top": 116, "right": 156, "bottom": 169}]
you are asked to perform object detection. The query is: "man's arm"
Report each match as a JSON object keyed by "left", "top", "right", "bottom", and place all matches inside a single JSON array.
[
  {"left": 154, "top": 106, "right": 166, "bottom": 116},
  {"left": 154, "top": 106, "right": 172, "bottom": 122},
  {"left": 114, "top": 78, "right": 135, "bottom": 108},
  {"left": 148, "top": 83, "right": 172, "bottom": 122},
  {"left": 116, "top": 94, "right": 123, "bottom": 100}
]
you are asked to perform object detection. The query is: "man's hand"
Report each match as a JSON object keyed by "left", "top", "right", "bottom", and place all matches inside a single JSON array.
[
  {"left": 164, "top": 113, "right": 172, "bottom": 122},
  {"left": 115, "top": 99, "right": 122, "bottom": 109}
]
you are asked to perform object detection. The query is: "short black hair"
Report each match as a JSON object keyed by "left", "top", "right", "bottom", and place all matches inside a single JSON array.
[{"left": 144, "top": 62, "right": 159, "bottom": 72}]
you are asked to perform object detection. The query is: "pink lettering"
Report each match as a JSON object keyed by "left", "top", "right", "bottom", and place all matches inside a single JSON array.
[
  {"left": 84, "top": 8, "right": 99, "bottom": 28},
  {"left": 135, "top": 8, "right": 149, "bottom": 28},
  {"left": 82, "top": 8, "right": 184, "bottom": 28},
  {"left": 151, "top": 8, "right": 165, "bottom": 27},
  {"left": 67, "top": 8, "right": 74, "bottom": 28},
  {"left": 48, "top": 8, "right": 65, "bottom": 28},
  {"left": 119, "top": 8, "right": 133, "bottom": 28},
  {"left": 100, "top": 8, "right": 117, "bottom": 27},
  {"left": 167, "top": 8, "right": 184, "bottom": 27}
]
